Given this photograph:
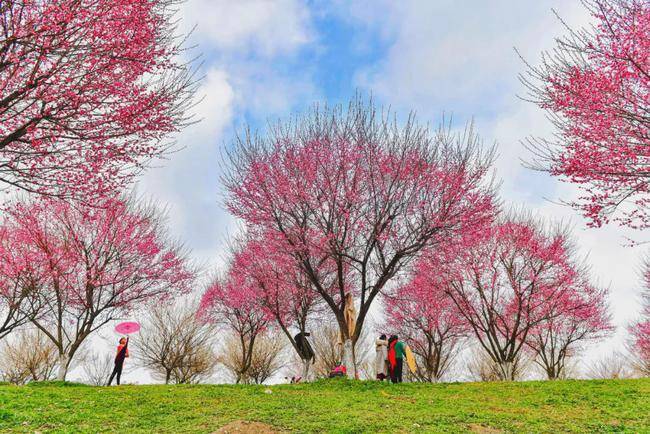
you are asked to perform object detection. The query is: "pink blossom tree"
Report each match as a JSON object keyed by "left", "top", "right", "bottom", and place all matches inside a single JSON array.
[
  {"left": 224, "top": 97, "right": 496, "bottom": 376},
  {"left": 228, "top": 232, "right": 324, "bottom": 380},
  {"left": 630, "top": 262, "right": 650, "bottom": 375},
  {"left": 631, "top": 317, "right": 650, "bottom": 375},
  {"left": 199, "top": 272, "right": 270, "bottom": 384},
  {"left": 385, "top": 256, "right": 470, "bottom": 382},
  {"left": 527, "top": 281, "right": 612, "bottom": 379},
  {"left": 522, "top": 0, "right": 650, "bottom": 229},
  {"left": 0, "top": 0, "right": 196, "bottom": 200},
  {"left": 0, "top": 224, "right": 42, "bottom": 341},
  {"left": 445, "top": 216, "right": 590, "bottom": 380},
  {"left": 2, "top": 197, "right": 193, "bottom": 380}
]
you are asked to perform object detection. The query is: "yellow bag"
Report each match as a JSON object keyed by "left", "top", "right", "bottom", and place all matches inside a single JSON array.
[{"left": 405, "top": 345, "right": 417, "bottom": 374}]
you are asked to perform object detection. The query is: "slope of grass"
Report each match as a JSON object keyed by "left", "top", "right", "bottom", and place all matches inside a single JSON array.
[{"left": 1, "top": 378, "right": 648, "bottom": 433}]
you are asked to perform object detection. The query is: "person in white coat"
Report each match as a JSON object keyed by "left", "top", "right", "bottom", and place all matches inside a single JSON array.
[{"left": 375, "top": 334, "right": 389, "bottom": 380}]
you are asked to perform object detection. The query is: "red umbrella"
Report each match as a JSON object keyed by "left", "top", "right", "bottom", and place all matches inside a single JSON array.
[{"left": 115, "top": 321, "right": 140, "bottom": 335}]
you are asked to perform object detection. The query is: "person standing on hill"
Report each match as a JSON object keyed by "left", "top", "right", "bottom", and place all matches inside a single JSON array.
[
  {"left": 375, "top": 334, "right": 389, "bottom": 380},
  {"left": 294, "top": 331, "right": 316, "bottom": 381},
  {"left": 108, "top": 337, "right": 129, "bottom": 386},
  {"left": 387, "top": 335, "right": 406, "bottom": 383}
]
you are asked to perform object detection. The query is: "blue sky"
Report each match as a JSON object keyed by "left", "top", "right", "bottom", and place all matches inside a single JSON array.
[{"left": 134, "top": 0, "right": 645, "bottom": 370}]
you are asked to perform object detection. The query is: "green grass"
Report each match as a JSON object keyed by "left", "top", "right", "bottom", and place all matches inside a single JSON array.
[{"left": 0, "top": 378, "right": 648, "bottom": 433}]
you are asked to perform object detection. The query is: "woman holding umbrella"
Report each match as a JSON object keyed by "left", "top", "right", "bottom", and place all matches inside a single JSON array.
[
  {"left": 107, "top": 321, "right": 139, "bottom": 386},
  {"left": 107, "top": 336, "right": 129, "bottom": 386}
]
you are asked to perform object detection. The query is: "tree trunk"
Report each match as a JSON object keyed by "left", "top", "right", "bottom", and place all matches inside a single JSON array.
[
  {"left": 342, "top": 339, "right": 356, "bottom": 379},
  {"left": 301, "top": 359, "right": 310, "bottom": 381},
  {"left": 546, "top": 365, "right": 561, "bottom": 380},
  {"left": 498, "top": 361, "right": 514, "bottom": 381},
  {"left": 546, "top": 367, "right": 554, "bottom": 380},
  {"left": 56, "top": 353, "right": 68, "bottom": 381}
]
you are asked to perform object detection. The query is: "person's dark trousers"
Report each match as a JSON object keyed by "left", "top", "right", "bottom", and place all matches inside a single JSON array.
[
  {"left": 108, "top": 361, "right": 124, "bottom": 385},
  {"left": 394, "top": 358, "right": 403, "bottom": 383},
  {"left": 390, "top": 358, "right": 404, "bottom": 383}
]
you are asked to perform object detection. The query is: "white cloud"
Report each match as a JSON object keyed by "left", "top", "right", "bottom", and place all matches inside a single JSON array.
[
  {"left": 181, "top": 0, "right": 313, "bottom": 57},
  {"left": 139, "top": 0, "right": 318, "bottom": 274},
  {"left": 228, "top": 61, "right": 320, "bottom": 123},
  {"left": 349, "top": 0, "right": 593, "bottom": 205},
  {"left": 136, "top": 67, "right": 235, "bottom": 264},
  {"left": 192, "top": 69, "right": 236, "bottom": 139},
  {"left": 137, "top": 0, "right": 319, "bottom": 274},
  {"left": 354, "top": 1, "right": 589, "bottom": 115}
]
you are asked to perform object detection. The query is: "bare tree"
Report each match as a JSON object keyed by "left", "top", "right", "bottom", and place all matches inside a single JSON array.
[
  {"left": 134, "top": 302, "right": 218, "bottom": 384},
  {"left": 409, "top": 333, "right": 464, "bottom": 383},
  {"left": 0, "top": 329, "right": 58, "bottom": 384},
  {"left": 246, "top": 331, "right": 286, "bottom": 385},
  {"left": 172, "top": 344, "right": 219, "bottom": 385},
  {"left": 587, "top": 351, "right": 633, "bottom": 379},
  {"left": 467, "top": 348, "right": 531, "bottom": 382},
  {"left": 308, "top": 325, "right": 342, "bottom": 379},
  {"left": 220, "top": 330, "right": 286, "bottom": 385},
  {"left": 629, "top": 351, "right": 650, "bottom": 378},
  {"left": 82, "top": 351, "right": 113, "bottom": 386}
]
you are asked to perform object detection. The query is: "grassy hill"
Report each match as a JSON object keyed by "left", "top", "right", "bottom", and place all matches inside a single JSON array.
[{"left": 1, "top": 378, "right": 648, "bottom": 433}]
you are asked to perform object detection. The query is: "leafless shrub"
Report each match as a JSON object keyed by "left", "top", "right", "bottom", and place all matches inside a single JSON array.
[
  {"left": 587, "top": 351, "right": 633, "bottom": 379},
  {"left": 304, "top": 323, "right": 373, "bottom": 379},
  {"left": 308, "top": 325, "right": 341, "bottom": 378},
  {"left": 246, "top": 332, "right": 286, "bottom": 384},
  {"left": 627, "top": 324, "right": 650, "bottom": 378},
  {"left": 82, "top": 352, "right": 113, "bottom": 386},
  {"left": 133, "top": 302, "right": 218, "bottom": 384},
  {"left": 408, "top": 333, "right": 465, "bottom": 383},
  {"left": 220, "top": 330, "right": 286, "bottom": 385},
  {"left": 0, "top": 329, "right": 57, "bottom": 384},
  {"left": 467, "top": 348, "right": 531, "bottom": 382},
  {"left": 629, "top": 353, "right": 650, "bottom": 378}
]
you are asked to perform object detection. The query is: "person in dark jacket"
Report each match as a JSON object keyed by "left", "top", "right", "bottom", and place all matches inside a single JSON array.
[
  {"left": 107, "top": 337, "right": 129, "bottom": 385},
  {"left": 294, "top": 332, "right": 315, "bottom": 380},
  {"left": 294, "top": 332, "right": 315, "bottom": 361}
]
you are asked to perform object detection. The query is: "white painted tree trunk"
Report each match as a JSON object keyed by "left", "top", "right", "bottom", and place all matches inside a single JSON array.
[
  {"left": 342, "top": 339, "right": 356, "bottom": 379},
  {"left": 301, "top": 359, "right": 310, "bottom": 381},
  {"left": 499, "top": 361, "right": 514, "bottom": 381},
  {"left": 56, "top": 353, "right": 68, "bottom": 381}
]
